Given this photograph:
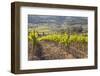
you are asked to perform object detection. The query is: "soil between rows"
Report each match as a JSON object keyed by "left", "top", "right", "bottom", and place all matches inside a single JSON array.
[{"left": 28, "top": 40, "right": 87, "bottom": 60}]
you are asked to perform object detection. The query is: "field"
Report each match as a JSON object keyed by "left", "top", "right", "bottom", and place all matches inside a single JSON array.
[
  {"left": 28, "top": 15, "right": 88, "bottom": 60},
  {"left": 28, "top": 29, "right": 88, "bottom": 60}
]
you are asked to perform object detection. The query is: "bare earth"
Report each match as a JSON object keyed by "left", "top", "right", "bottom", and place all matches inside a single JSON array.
[{"left": 28, "top": 40, "right": 87, "bottom": 60}]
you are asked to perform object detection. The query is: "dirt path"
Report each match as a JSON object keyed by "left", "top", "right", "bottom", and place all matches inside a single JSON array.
[
  {"left": 28, "top": 40, "right": 74, "bottom": 60},
  {"left": 39, "top": 41, "right": 74, "bottom": 60}
]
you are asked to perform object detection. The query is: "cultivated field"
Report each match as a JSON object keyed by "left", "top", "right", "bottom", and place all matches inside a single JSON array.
[
  {"left": 28, "top": 15, "right": 88, "bottom": 60},
  {"left": 28, "top": 29, "right": 88, "bottom": 60}
]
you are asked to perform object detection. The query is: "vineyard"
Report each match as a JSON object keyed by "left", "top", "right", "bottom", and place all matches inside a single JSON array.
[
  {"left": 28, "top": 15, "right": 88, "bottom": 60},
  {"left": 28, "top": 30, "right": 88, "bottom": 60}
]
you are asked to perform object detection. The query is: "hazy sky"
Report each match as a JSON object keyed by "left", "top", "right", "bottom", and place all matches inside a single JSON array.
[{"left": 28, "top": 15, "right": 88, "bottom": 25}]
